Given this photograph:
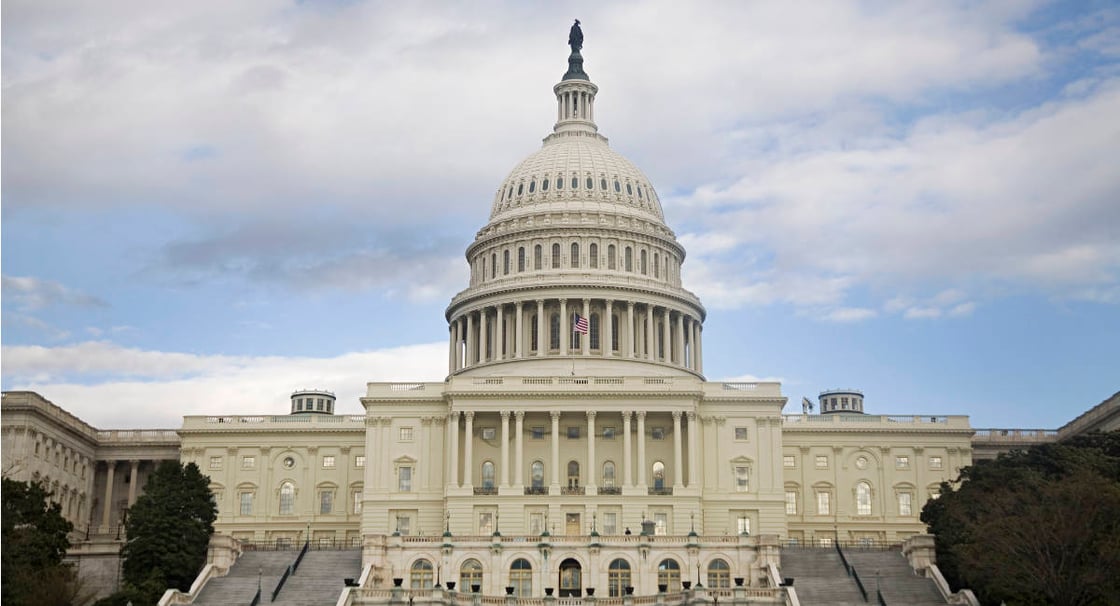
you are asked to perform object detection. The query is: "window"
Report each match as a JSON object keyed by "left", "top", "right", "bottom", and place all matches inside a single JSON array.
[
  {"left": 478, "top": 511, "right": 494, "bottom": 535},
  {"left": 735, "top": 427, "right": 749, "bottom": 441},
  {"left": 651, "top": 427, "right": 665, "bottom": 440},
  {"left": 460, "top": 559, "right": 483, "bottom": 592},
  {"left": 785, "top": 491, "right": 798, "bottom": 514},
  {"left": 510, "top": 558, "right": 533, "bottom": 597},
  {"left": 602, "top": 461, "right": 616, "bottom": 487},
  {"left": 817, "top": 491, "right": 831, "bottom": 515},
  {"left": 491, "top": 253, "right": 496, "bottom": 278},
  {"left": 320, "top": 490, "right": 333, "bottom": 514},
  {"left": 531, "top": 315, "right": 539, "bottom": 351},
  {"left": 612, "top": 314, "right": 620, "bottom": 351},
  {"left": 317, "top": 398, "right": 325, "bottom": 411},
  {"left": 654, "top": 252, "right": 660, "bottom": 277},
  {"left": 410, "top": 559, "right": 434, "bottom": 589},
  {"left": 896, "top": 456, "right": 910, "bottom": 469},
  {"left": 708, "top": 559, "right": 731, "bottom": 589},
  {"left": 608, "top": 559, "right": 631, "bottom": 597},
  {"left": 657, "top": 559, "right": 681, "bottom": 591},
  {"left": 652, "top": 461, "right": 666, "bottom": 489},
  {"left": 530, "top": 511, "right": 545, "bottom": 534},
  {"left": 531, "top": 426, "right": 545, "bottom": 440},
  {"left": 567, "top": 461, "right": 580, "bottom": 488},
  {"left": 531, "top": 461, "right": 545, "bottom": 489},
  {"left": 567, "top": 426, "right": 580, "bottom": 439},
  {"left": 283, "top": 456, "right": 295, "bottom": 469},
  {"left": 929, "top": 456, "right": 943, "bottom": 469},
  {"left": 608, "top": 244, "right": 617, "bottom": 269},
  {"left": 323, "top": 456, "right": 336, "bottom": 468},
  {"left": 549, "top": 313, "right": 560, "bottom": 349},
  {"left": 209, "top": 456, "right": 222, "bottom": 470},
  {"left": 640, "top": 249, "right": 647, "bottom": 274},
  {"left": 601, "top": 426, "right": 616, "bottom": 440},
  {"left": 552, "top": 243, "right": 561, "bottom": 268},
  {"left": 534, "top": 245, "right": 542, "bottom": 270},
  {"left": 481, "top": 461, "right": 495, "bottom": 488},
  {"left": 654, "top": 512, "right": 668, "bottom": 536},
  {"left": 399, "top": 427, "right": 413, "bottom": 441},
  {"left": 503, "top": 250, "right": 510, "bottom": 275},
  {"left": 735, "top": 466, "right": 749, "bottom": 492},
  {"left": 242, "top": 456, "right": 256, "bottom": 469},
  {"left": 352, "top": 490, "right": 362, "bottom": 514},
  {"left": 355, "top": 455, "right": 365, "bottom": 468},
  {"left": 240, "top": 492, "right": 253, "bottom": 516},
  {"left": 587, "top": 176, "right": 594, "bottom": 189},
  {"left": 398, "top": 466, "right": 412, "bottom": 492},
  {"left": 571, "top": 243, "right": 580, "bottom": 268},
  {"left": 856, "top": 482, "right": 872, "bottom": 515},
  {"left": 624, "top": 247, "right": 633, "bottom": 271},
  {"left": 783, "top": 455, "right": 796, "bottom": 468},
  {"left": 481, "top": 427, "right": 496, "bottom": 440},
  {"left": 589, "top": 243, "right": 598, "bottom": 268},
  {"left": 589, "top": 313, "right": 600, "bottom": 349},
  {"left": 602, "top": 511, "right": 618, "bottom": 535},
  {"left": 518, "top": 247, "right": 526, "bottom": 272},
  {"left": 395, "top": 514, "right": 411, "bottom": 535},
  {"left": 737, "top": 515, "right": 751, "bottom": 535},
  {"left": 279, "top": 482, "right": 295, "bottom": 515},
  {"left": 815, "top": 455, "right": 828, "bottom": 469},
  {"left": 899, "top": 492, "right": 913, "bottom": 516}
]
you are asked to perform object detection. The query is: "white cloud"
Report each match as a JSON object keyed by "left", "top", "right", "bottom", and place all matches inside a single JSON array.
[
  {"left": 823, "top": 307, "right": 878, "bottom": 323},
  {"left": 1, "top": 275, "right": 107, "bottom": 311},
  {"left": 1, "top": 340, "right": 448, "bottom": 428}
]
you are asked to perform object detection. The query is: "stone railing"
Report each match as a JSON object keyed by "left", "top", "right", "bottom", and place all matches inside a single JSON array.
[
  {"left": 97, "top": 429, "right": 180, "bottom": 443},
  {"left": 971, "top": 428, "right": 1059, "bottom": 443},
  {"left": 182, "top": 415, "right": 365, "bottom": 430},
  {"left": 781, "top": 414, "right": 970, "bottom": 429}
]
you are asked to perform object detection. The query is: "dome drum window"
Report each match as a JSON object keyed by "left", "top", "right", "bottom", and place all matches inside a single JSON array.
[
  {"left": 529, "top": 180, "right": 536, "bottom": 193},
  {"left": 542, "top": 178, "right": 549, "bottom": 191}
]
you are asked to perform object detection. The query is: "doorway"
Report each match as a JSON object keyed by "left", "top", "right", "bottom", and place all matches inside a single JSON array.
[
  {"left": 559, "top": 558, "right": 582, "bottom": 597},
  {"left": 565, "top": 512, "right": 581, "bottom": 535}
]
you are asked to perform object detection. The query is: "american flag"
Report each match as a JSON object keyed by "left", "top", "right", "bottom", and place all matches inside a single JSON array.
[{"left": 573, "top": 314, "right": 590, "bottom": 334}]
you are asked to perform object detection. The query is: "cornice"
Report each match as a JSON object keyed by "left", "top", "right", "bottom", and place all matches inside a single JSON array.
[{"left": 446, "top": 281, "right": 706, "bottom": 320}]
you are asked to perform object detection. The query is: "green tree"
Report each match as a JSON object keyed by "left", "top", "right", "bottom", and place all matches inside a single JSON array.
[
  {"left": 2, "top": 478, "right": 84, "bottom": 606},
  {"left": 116, "top": 460, "right": 217, "bottom": 605},
  {"left": 922, "top": 431, "right": 1120, "bottom": 606}
]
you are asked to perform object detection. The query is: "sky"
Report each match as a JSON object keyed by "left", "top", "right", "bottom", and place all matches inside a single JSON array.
[{"left": 2, "top": 1, "right": 1118, "bottom": 430}]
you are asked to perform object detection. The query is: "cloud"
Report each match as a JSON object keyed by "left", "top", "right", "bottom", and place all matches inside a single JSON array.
[
  {"left": 0, "top": 340, "right": 448, "bottom": 428},
  {"left": 823, "top": 307, "right": 878, "bottom": 323},
  {"left": 1, "top": 275, "right": 108, "bottom": 311}
]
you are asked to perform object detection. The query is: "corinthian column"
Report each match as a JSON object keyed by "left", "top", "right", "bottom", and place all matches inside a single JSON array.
[
  {"left": 559, "top": 300, "right": 569, "bottom": 356},
  {"left": 550, "top": 412, "right": 561, "bottom": 490},
  {"left": 586, "top": 411, "right": 597, "bottom": 491},
  {"left": 636, "top": 412, "right": 647, "bottom": 489},
  {"left": 622, "top": 411, "right": 633, "bottom": 487},
  {"left": 479, "top": 309, "right": 489, "bottom": 363},
  {"left": 672, "top": 411, "right": 684, "bottom": 489},
  {"left": 604, "top": 300, "right": 614, "bottom": 356},
  {"left": 500, "top": 411, "right": 511, "bottom": 487},
  {"left": 463, "top": 411, "right": 475, "bottom": 487},
  {"left": 496, "top": 305, "right": 505, "bottom": 361},
  {"left": 515, "top": 302, "right": 524, "bottom": 358}
]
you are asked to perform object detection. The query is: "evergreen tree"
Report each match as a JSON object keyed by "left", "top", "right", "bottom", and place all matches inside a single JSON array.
[
  {"left": 118, "top": 460, "right": 217, "bottom": 604},
  {"left": 2, "top": 478, "right": 82, "bottom": 606}
]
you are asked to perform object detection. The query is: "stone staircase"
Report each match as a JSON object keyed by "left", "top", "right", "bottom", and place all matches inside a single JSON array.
[
  {"left": 272, "top": 549, "right": 363, "bottom": 606},
  {"left": 780, "top": 548, "right": 867, "bottom": 606},
  {"left": 844, "top": 549, "right": 947, "bottom": 605},
  {"left": 193, "top": 550, "right": 295, "bottom": 605}
]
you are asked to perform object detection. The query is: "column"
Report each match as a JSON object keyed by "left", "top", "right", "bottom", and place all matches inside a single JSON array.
[
  {"left": 101, "top": 460, "right": 116, "bottom": 528},
  {"left": 687, "top": 412, "right": 698, "bottom": 489},
  {"left": 581, "top": 299, "right": 590, "bottom": 355},
  {"left": 626, "top": 301, "right": 635, "bottom": 358},
  {"left": 604, "top": 300, "right": 614, "bottom": 357},
  {"left": 515, "top": 302, "right": 524, "bottom": 358},
  {"left": 535, "top": 300, "right": 545, "bottom": 356},
  {"left": 559, "top": 299, "right": 569, "bottom": 356},
  {"left": 449, "top": 412, "right": 460, "bottom": 487},
  {"left": 675, "top": 313, "right": 685, "bottom": 365},
  {"left": 479, "top": 308, "right": 489, "bottom": 363},
  {"left": 672, "top": 411, "right": 684, "bottom": 489},
  {"left": 662, "top": 308, "right": 671, "bottom": 363},
  {"left": 466, "top": 313, "right": 475, "bottom": 365},
  {"left": 622, "top": 412, "right": 633, "bottom": 487},
  {"left": 500, "top": 411, "right": 511, "bottom": 487},
  {"left": 463, "top": 412, "right": 475, "bottom": 487},
  {"left": 515, "top": 412, "right": 525, "bottom": 487},
  {"left": 636, "top": 413, "right": 647, "bottom": 488},
  {"left": 690, "top": 318, "right": 698, "bottom": 370},
  {"left": 496, "top": 305, "right": 505, "bottom": 361},
  {"left": 645, "top": 305, "right": 655, "bottom": 360},
  {"left": 448, "top": 324, "right": 456, "bottom": 373},
  {"left": 586, "top": 411, "right": 597, "bottom": 491},
  {"left": 696, "top": 325, "right": 703, "bottom": 373},
  {"left": 550, "top": 411, "right": 561, "bottom": 489},
  {"left": 127, "top": 460, "right": 140, "bottom": 506}
]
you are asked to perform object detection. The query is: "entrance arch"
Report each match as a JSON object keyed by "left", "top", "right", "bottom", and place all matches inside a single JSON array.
[{"left": 559, "top": 558, "right": 582, "bottom": 597}]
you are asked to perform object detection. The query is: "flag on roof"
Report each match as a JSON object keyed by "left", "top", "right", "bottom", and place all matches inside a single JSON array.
[{"left": 574, "top": 314, "right": 589, "bottom": 334}]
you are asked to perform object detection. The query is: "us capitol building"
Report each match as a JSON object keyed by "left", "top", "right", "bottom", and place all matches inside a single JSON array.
[{"left": 4, "top": 25, "right": 1117, "bottom": 606}]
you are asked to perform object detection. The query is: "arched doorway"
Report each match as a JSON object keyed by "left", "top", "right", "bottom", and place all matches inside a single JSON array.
[{"left": 559, "top": 558, "right": 582, "bottom": 597}]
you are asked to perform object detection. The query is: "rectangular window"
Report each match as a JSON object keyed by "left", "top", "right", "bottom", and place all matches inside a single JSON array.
[
  {"left": 352, "top": 491, "right": 362, "bottom": 514},
  {"left": 399, "top": 427, "right": 414, "bottom": 442},
  {"left": 737, "top": 515, "right": 750, "bottom": 535},
  {"left": 785, "top": 491, "right": 798, "bottom": 515},
  {"left": 602, "top": 512, "right": 617, "bottom": 535},
  {"left": 531, "top": 427, "right": 545, "bottom": 440},
  {"left": 601, "top": 426, "right": 616, "bottom": 440},
  {"left": 209, "top": 456, "right": 222, "bottom": 470},
  {"left": 398, "top": 466, "right": 412, "bottom": 492},
  {"left": 896, "top": 456, "right": 910, "bottom": 469},
  {"left": 567, "top": 426, "right": 581, "bottom": 439},
  {"left": 734, "top": 427, "right": 749, "bottom": 441},
  {"left": 783, "top": 455, "right": 796, "bottom": 468},
  {"left": 478, "top": 512, "right": 494, "bottom": 535},
  {"left": 482, "top": 427, "right": 496, "bottom": 440},
  {"left": 355, "top": 455, "right": 366, "bottom": 468},
  {"left": 529, "top": 512, "right": 545, "bottom": 535},
  {"left": 654, "top": 512, "right": 668, "bottom": 536},
  {"left": 929, "top": 456, "right": 943, "bottom": 469},
  {"left": 240, "top": 492, "right": 253, "bottom": 516},
  {"left": 323, "top": 456, "right": 336, "bottom": 468},
  {"left": 320, "top": 490, "right": 333, "bottom": 514},
  {"left": 899, "top": 493, "right": 913, "bottom": 516},
  {"left": 735, "top": 466, "right": 749, "bottom": 492},
  {"left": 817, "top": 491, "right": 831, "bottom": 515},
  {"left": 815, "top": 455, "right": 828, "bottom": 469},
  {"left": 651, "top": 427, "right": 665, "bottom": 440},
  {"left": 396, "top": 515, "right": 411, "bottom": 536},
  {"left": 242, "top": 456, "right": 256, "bottom": 469}
]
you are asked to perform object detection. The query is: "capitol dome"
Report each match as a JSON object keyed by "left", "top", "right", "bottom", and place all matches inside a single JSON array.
[{"left": 444, "top": 38, "right": 705, "bottom": 379}]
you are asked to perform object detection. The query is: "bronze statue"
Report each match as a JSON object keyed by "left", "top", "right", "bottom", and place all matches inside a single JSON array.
[{"left": 568, "top": 19, "right": 583, "bottom": 54}]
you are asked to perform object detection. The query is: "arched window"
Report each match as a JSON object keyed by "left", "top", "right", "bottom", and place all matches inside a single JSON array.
[
  {"left": 652, "top": 461, "right": 666, "bottom": 489},
  {"left": 531, "top": 461, "right": 545, "bottom": 489},
  {"left": 503, "top": 250, "right": 510, "bottom": 275},
  {"left": 481, "top": 461, "right": 495, "bottom": 489},
  {"left": 552, "top": 243, "right": 561, "bottom": 269},
  {"left": 491, "top": 253, "right": 497, "bottom": 279},
  {"left": 856, "top": 481, "right": 872, "bottom": 516},
  {"left": 614, "top": 179, "right": 621, "bottom": 192},
  {"left": 640, "top": 249, "right": 648, "bottom": 275},
  {"left": 460, "top": 559, "right": 483, "bottom": 593},
  {"left": 529, "top": 180, "right": 536, "bottom": 193},
  {"left": 510, "top": 558, "right": 533, "bottom": 597},
  {"left": 608, "top": 558, "right": 631, "bottom": 597},
  {"left": 411, "top": 559, "right": 434, "bottom": 589},
  {"left": 607, "top": 245, "right": 617, "bottom": 270},
  {"left": 518, "top": 247, "right": 526, "bottom": 272},
  {"left": 571, "top": 243, "right": 580, "bottom": 268},
  {"left": 625, "top": 247, "right": 633, "bottom": 272},
  {"left": 707, "top": 559, "right": 731, "bottom": 588},
  {"left": 279, "top": 481, "right": 295, "bottom": 515},
  {"left": 657, "top": 559, "right": 681, "bottom": 592},
  {"left": 567, "top": 461, "right": 580, "bottom": 488},
  {"left": 556, "top": 174, "right": 563, "bottom": 190},
  {"left": 589, "top": 243, "right": 598, "bottom": 268},
  {"left": 549, "top": 313, "right": 560, "bottom": 350},
  {"left": 542, "top": 178, "right": 549, "bottom": 191},
  {"left": 586, "top": 176, "right": 593, "bottom": 190},
  {"left": 600, "top": 178, "right": 608, "bottom": 190},
  {"left": 654, "top": 253, "right": 660, "bottom": 278},
  {"left": 534, "top": 245, "right": 543, "bottom": 270},
  {"left": 572, "top": 176, "right": 579, "bottom": 189},
  {"left": 589, "top": 313, "right": 600, "bottom": 350},
  {"left": 602, "top": 461, "right": 616, "bottom": 487}
]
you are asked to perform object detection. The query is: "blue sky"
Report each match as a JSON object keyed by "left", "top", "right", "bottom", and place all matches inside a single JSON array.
[{"left": 3, "top": 1, "right": 1118, "bottom": 429}]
